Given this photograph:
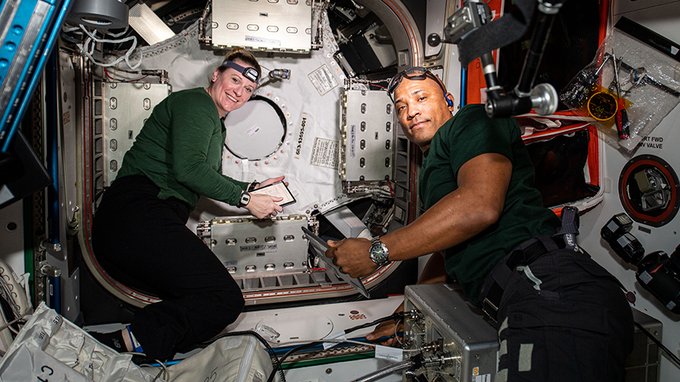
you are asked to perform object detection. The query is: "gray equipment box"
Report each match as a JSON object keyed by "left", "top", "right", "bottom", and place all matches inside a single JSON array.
[{"left": 404, "top": 284, "right": 498, "bottom": 382}]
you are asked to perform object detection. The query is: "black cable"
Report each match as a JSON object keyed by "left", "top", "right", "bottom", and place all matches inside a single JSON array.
[
  {"left": 634, "top": 321, "right": 680, "bottom": 370},
  {"left": 261, "top": 311, "right": 404, "bottom": 381},
  {"left": 263, "top": 311, "right": 406, "bottom": 381},
  {"left": 266, "top": 341, "right": 325, "bottom": 382},
  {"left": 343, "top": 311, "right": 404, "bottom": 334}
]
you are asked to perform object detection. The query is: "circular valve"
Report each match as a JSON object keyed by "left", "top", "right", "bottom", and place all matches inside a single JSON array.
[{"left": 619, "top": 155, "right": 679, "bottom": 227}]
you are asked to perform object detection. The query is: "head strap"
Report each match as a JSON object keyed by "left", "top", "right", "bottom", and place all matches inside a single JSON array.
[{"left": 221, "top": 60, "right": 259, "bottom": 83}]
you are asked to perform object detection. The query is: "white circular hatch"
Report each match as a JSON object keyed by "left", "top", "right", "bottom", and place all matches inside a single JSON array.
[{"left": 224, "top": 95, "right": 286, "bottom": 160}]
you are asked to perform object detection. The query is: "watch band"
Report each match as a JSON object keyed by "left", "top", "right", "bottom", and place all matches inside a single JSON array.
[{"left": 238, "top": 191, "right": 251, "bottom": 207}]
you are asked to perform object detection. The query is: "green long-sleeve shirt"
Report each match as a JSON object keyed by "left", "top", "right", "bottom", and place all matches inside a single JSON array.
[{"left": 117, "top": 87, "right": 248, "bottom": 208}]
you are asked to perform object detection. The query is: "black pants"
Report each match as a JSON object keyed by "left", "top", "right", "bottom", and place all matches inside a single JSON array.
[
  {"left": 489, "top": 247, "right": 634, "bottom": 382},
  {"left": 92, "top": 175, "right": 244, "bottom": 360}
]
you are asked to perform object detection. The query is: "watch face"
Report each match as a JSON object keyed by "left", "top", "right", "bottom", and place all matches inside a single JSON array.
[
  {"left": 240, "top": 192, "right": 251, "bottom": 206},
  {"left": 370, "top": 240, "right": 388, "bottom": 265}
]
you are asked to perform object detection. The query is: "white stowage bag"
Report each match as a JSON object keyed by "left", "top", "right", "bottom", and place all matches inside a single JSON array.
[
  {"left": 163, "top": 335, "right": 273, "bottom": 382},
  {"left": 0, "top": 258, "right": 33, "bottom": 354},
  {"left": 0, "top": 302, "right": 164, "bottom": 382}
]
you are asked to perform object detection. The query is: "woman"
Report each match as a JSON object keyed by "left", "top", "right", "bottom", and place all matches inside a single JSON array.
[{"left": 92, "top": 48, "right": 283, "bottom": 360}]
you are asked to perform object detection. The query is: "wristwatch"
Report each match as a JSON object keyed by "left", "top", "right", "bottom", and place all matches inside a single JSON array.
[
  {"left": 238, "top": 191, "right": 251, "bottom": 207},
  {"left": 369, "top": 237, "right": 390, "bottom": 267}
]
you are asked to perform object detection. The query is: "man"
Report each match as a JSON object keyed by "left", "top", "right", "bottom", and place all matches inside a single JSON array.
[{"left": 325, "top": 67, "right": 633, "bottom": 381}]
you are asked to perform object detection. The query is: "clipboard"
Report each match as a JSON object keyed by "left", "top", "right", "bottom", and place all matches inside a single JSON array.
[
  {"left": 301, "top": 227, "right": 370, "bottom": 298},
  {"left": 250, "top": 181, "right": 296, "bottom": 206}
]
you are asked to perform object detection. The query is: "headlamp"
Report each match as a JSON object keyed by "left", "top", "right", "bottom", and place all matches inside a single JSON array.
[{"left": 221, "top": 60, "right": 260, "bottom": 83}]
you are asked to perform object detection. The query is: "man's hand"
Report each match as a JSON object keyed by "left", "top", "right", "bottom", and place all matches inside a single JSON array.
[
  {"left": 325, "top": 238, "right": 377, "bottom": 278},
  {"left": 366, "top": 302, "right": 404, "bottom": 346}
]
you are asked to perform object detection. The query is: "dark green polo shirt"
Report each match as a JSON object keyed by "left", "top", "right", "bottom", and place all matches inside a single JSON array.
[
  {"left": 117, "top": 87, "right": 248, "bottom": 208},
  {"left": 418, "top": 104, "right": 560, "bottom": 303}
]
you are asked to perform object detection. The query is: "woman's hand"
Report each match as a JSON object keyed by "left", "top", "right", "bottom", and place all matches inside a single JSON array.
[
  {"left": 246, "top": 193, "right": 283, "bottom": 219},
  {"left": 255, "top": 176, "right": 286, "bottom": 189}
]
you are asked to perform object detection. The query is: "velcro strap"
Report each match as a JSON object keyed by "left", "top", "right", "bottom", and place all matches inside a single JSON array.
[
  {"left": 480, "top": 255, "right": 515, "bottom": 325},
  {"left": 556, "top": 206, "right": 579, "bottom": 236}
]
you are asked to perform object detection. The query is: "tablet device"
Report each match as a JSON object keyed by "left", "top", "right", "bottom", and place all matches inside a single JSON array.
[
  {"left": 250, "top": 181, "right": 296, "bottom": 206},
  {"left": 301, "top": 227, "right": 370, "bottom": 298}
]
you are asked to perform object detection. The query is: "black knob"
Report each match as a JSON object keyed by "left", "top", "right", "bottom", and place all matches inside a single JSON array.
[{"left": 427, "top": 33, "right": 441, "bottom": 47}]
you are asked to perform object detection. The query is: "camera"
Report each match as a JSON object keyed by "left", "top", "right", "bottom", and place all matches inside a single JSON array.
[{"left": 601, "top": 213, "right": 680, "bottom": 313}]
